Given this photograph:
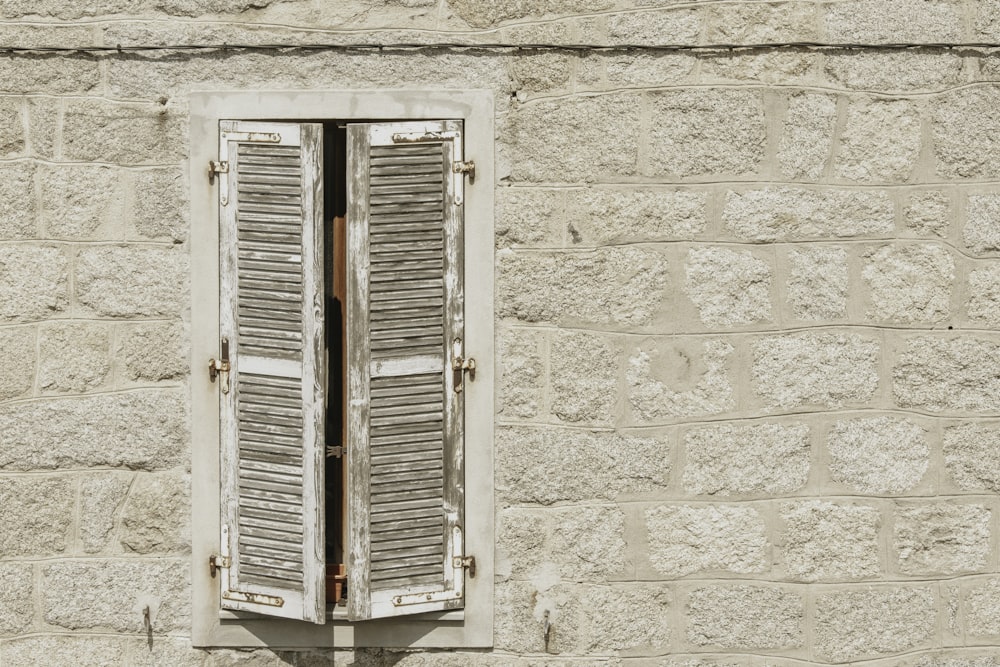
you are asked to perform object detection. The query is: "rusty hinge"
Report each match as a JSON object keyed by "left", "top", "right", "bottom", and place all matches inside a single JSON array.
[
  {"left": 452, "top": 337, "right": 476, "bottom": 393},
  {"left": 326, "top": 445, "right": 344, "bottom": 458},
  {"left": 208, "top": 160, "right": 228, "bottom": 185},
  {"left": 453, "top": 555, "right": 476, "bottom": 578},
  {"left": 209, "top": 337, "right": 231, "bottom": 394},
  {"left": 452, "top": 160, "right": 475, "bottom": 183},
  {"left": 209, "top": 554, "right": 230, "bottom": 578},
  {"left": 223, "top": 589, "right": 284, "bottom": 608}
]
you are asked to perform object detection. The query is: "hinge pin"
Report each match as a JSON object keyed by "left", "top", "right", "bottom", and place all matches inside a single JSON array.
[
  {"left": 209, "top": 555, "right": 231, "bottom": 578},
  {"left": 208, "top": 160, "right": 229, "bottom": 185},
  {"left": 452, "top": 160, "right": 475, "bottom": 183}
]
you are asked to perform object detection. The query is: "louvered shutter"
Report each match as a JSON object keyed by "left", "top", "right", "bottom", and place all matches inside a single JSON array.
[
  {"left": 346, "top": 121, "right": 467, "bottom": 621},
  {"left": 218, "top": 121, "right": 326, "bottom": 623}
]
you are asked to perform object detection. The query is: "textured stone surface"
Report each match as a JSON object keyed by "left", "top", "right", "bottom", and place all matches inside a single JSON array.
[
  {"left": 945, "top": 422, "right": 1000, "bottom": 491},
  {"left": 786, "top": 246, "right": 848, "bottom": 320},
  {"left": 723, "top": 188, "right": 894, "bottom": 241},
  {"left": 905, "top": 191, "right": 951, "bottom": 237},
  {"left": 968, "top": 264, "right": 1000, "bottom": 325},
  {"left": 894, "top": 503, "right": 992, "bottom": 575},
  {"left": 79, "top": 471, "right": 132, "bottom": 554},
  {"left": 508, "top": 52, "right": 572, "bottom": 93},
  {"left": 0, "top": 476, "right": 74, "bottom": 556},
  {"left": 967, "top": 578, "right": 1000, "bottom": 637},
  {"left": 686, "top": 585, "right": 803, "bottom": 649},
  {"left": 62, "top": 99, "right": 184, "bottom": 164},
  {"left": 648, "top": 89, "right": 765, "bottom": 178},
  {"left": 132, "top": 168, "right": 187, "bottom": 242},
  {"left": 0, "top": 636, "right": 129, "bottom": 667},
  {"left": 778, "top": 92, "right": 836, "bottom": 180},
  {"left": 0, "top": 326, "right": 35, "bottom": 400},
  {"left": 120, "top": 471, "right": 190, "bottom": 553},
  {"left": 827, "top": 416, "right": 929, "bottom": 493},
  {"left": 446, "top": 0, "right": 612, "bottom": 27},
  {"left": 39, "top": 164, "right": 122, "bottom": 239},
  {"left": 815, "top": 587, "right": 937, "bottom": 661},
  {"left": 779, "top": 501, "right": 881, "bottom": 581},
  {"left": 0, "top": 162, "right": 36, "bottom": 239},
  {"left": 893, "top": 337, "right": 1000, "bottom": 411},
  {"left": 497, "top": 247, "right": 668, "bottom": 327},
  {"left": 27, "top": 97, "right": 57, "bottom": 159},
  {"left": 0, "top": 97, "right": 24, "bottom": 158},
  {"left": 118, "top": 321, "right": 187, "bottom": 382},
  {"left": 503, "top": 94, "right": 640, "bottom": 182},
  {"left": 76, "top": 246, "right": 187, "bottom": 318},
  {"left": 683, "top": 422, "right": 810, "bottom": 496},
  {"left": 601, "top": 52, "right": 696, "bottom": 88},
  {"left": 707, "top": 2, "right": 817, "bottom": 42},
  {"left": 752, "top": 333, "right": 880, "bottom": 408},
  {"left": 496, "top": 188, "right": 561, "bottom": 248},
  {"left": 608, "top": 9, "right": 701, "bottom": 45},
  {"left": 935, "top": 86, "right": 1000, "bottom": 179},
  {"left": 628, "top": 339, "right": 735, "bottom": 420},
  {"left": 494, "top": 580, "right": 578, "bottom": 654},
  {"left": 127, "top": 637, "right": 206, "bottom": 667},
  {"left": 566, "top": 187, "right": 706, "bottom": 245},
  {"left": 550, "top": 331, "right": 617, "bottom": 425},
  {"left": 0, "top": 390, "right": 187, "bottom": 470},
  {"left": 575, "top": 585, "right": 671, "bottom": 653},
  {"left": 645, "top": 504, "right": 768, "bottom": 576},
  {"left": 824, "top": 0, "right": 963, "bottom": 42},
  {"left": 498, "top": 327, "right": 545, "bottom": 419},
  {"left": 0, "top": 244, "right": 69, "bottom": 322},
  {"left": 965, "top": 195, "right": 1000, "bottom": 254},
  {"left": 862, "top": 244, "right": 954, "bottom": 323},
  {"left": 496, "top": 426, "right": 669, "bottom": 505},
  {"left": 702, "top": 51, "right": 816, "bottom": 85},
  {"left": 824, "top": 51, "right": 964, "bottom": 91},
  {"left": 837, "top": 99, "right": 921, "bottom": 182},
  {"left": 42, "top": 559, "right": 189, "bottom": 632},
  {"left": 684, "top": 247, "right": 772, "bottom": 327},
  {"left": 38, "top": 322, "right": 112, "bottom": 393},
  {"left": 0, "top": 562, "right": 34, "bottom": 635}
]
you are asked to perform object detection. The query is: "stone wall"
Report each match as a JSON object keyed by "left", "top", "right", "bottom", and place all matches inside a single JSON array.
[{"left": 2, "top": 0, "right": 1000, "bottom": 665}]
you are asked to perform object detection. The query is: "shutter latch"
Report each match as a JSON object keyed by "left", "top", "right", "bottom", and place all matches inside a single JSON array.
[
  {"left": 209, "top": 337, "right": 231, "bottom": 394},
  {"left": 209, "top": 555, "right": 230, "bottom": 578},
  {"left": 208, "top": 160, "right": 228, "bottom": 185},
  {"left": 452, "top": 337, "right": 476, "bottom": 393},
  {"left": 452, "top": 160, "right": 475, "bottom": 183},
  {"left": 453, "top": 555, "right": 477, "bottom": 578}
]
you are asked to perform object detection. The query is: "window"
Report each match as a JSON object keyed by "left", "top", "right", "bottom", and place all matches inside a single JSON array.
[{"left": 189, "top": 91, "right": 494, "bottom": 649}]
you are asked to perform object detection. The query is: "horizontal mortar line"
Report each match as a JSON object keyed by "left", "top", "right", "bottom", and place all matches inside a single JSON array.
[
  {"left": 0, "top": 466, "right": 186, "bottom": 475},
  {"left": 628, "top": 645, "right": 988, "bottom": 667},
  {"left": 0, "top": 630, "right": 190, "bottom": 641},
  {"left": 0, "top": 316, "right": 180, "bottom": 328},
  {"left": 0, "top": 157, "right": 183, "bottom": 169},
  {"left": 0, "top": 239, "right": 185, "bottom": 248},
  {"left": 0, "top": 384, "right": 185, "bottom": 406},
  {"left": 512, "top": 572, "right": 997, "bottom": 587},
  {"left": 500, "top": 179, "right": 1000, "bottom": 188},
  {"left": 0, "top": 555, "right": 188, "bottom": 563},
  {"left": 501, "top": 494, "right": 1000, "bottom": 510}
]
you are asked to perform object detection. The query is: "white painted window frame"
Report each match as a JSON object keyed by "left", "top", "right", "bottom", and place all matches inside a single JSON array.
[{"left": 189, "top": 90, "right": 494, "bottom": 649}]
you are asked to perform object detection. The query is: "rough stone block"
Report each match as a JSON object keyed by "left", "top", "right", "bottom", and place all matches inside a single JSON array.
[
  {"left": 824, "top": 0, "right": 963, "bottom": 42},
  {"left": 683, "top": 421, "right": 810, "bottom": 496},
  {"left": 446, "top": 0, "right": 612, "bottom": 28},
  {"left": 645, "top": 504, "right": 768, "bottom": 576},
  {"left": 132, "top": 168, "right": 187, "bottom": 242},
  {"left": 778, "top": 92, "right": 836, "bottom": 180},
  {"left": 945, "top": 422, "right": 1000, "bottom": 491},
  {"left": 786, "top": 246, "right": 848, "bottom": 320},
  {"left": 975, "top": 0, "right": 1000, "bottom": 39},
  {"left": 894, "top": 503, "right": 992, "bottom": 575},
  {"left": 862, "top": 244, "right": 954, "bottom": 323},
  {"left": 0, "top": 97, "right": 24, "bottom": 157},
  {"left": 550, "top": 506, "right": 628, "bottom": 581},
  {"left": 0, "top": 326, "right": 35, "bottom": 400},
  {"left": 42, "top": 559, "right": 189, "bottom": 632},
  {"left": 38, "top": 322, "right": 112, "bottom": 393},
  {"left": 496, "top": 509, "right": 549, "bottom": 578},
  {"left": 910, "top": 652, "right": 1000, "bottom": 667},
  {"left": 827, "top": 416, "right": 929, "bottom": 493},
  {"left": 965, "top": 195, "right": 1000, "bottom": 254},
  {"left": 0, "top": 244, "right": 70, "bottom": 322},
  {"left": 0, "top": 475, "right": 74, "bottom": 556},
  {"left": 27, "top": 97, "right": 57, "bottom": 159},
  {"left": 814, "top": 587, "right": 937, "bottom": 661},
  {"left": 550, "top": 331, "right": 617, "bottom": 425},
  {"left": 686, "top": 585, "right": 803, "bottom": 649},
  {"left": 609, "top": 9, "right": 701, "bottom": 45},
  {"left": 0, "top": 389, "right": 187, "bottom": 471},
  {"left": 893, "top": 336, "right": 1000, "bottom": 411},
  {"left": 602, "top": 53, "right": 696, "bottom": 88},
  {"left": 824, "top": 51, "right": 964, "bottom": 91},
  {"left": 723, "top": 187, "right": 894, "bottom": 241},
  {"left": 702, "top": 52, "right": 816, "bottom": 85},
  {"left": 566, "top": 187, "right": 707, "bottom": 245},
  {"left": 779, "top": 501, "right": 881, "bottom": 581},
  {"left": 118, "top": 321, "right": 187, "bottom": 382},
  {"left": 628, "top": 339, "right": 735, "bottom": 420},
  {"left": 496, "top": 426, "right": 669, "bottom": 505},
  {"left": 684, "top": 247, "right": 772, "bottom": 327},
  {"left": 61, "top": 99, "right": 183, "bottom": 165},
  {"left": 496, "top": 187, "right": 562, "bottom": 248},
  {"left": 707, "top": 2, "right": 817, "bottom": 42},
  {"left": 497, "top": 247, "right": 668, "bottom": 327},
  {"left": 648, "top": 89, "right": 765, "bottom": 178},
  {"left": 752, "top": 333, "right": 880, "bottom": 408},
  {"left": 126, "top": 637, "right": 206, "bottom": 667},
  {"left": 0, "top": 636, "right": 128, "bottom": 667},
  {"left": 76, "top": 246, "right": 187, "bottom": 318},
  {"left": 0, "top": 562, "right": 33, "bottom": 635},
  {"left": 966, "top": 578, "right": 1000, "bottom": 637},
  {"left": 80, "top": 471, "right": 132, "bottom": 554},
  {"left": 498, "top": 327, "right": 545, "bottom": 420},
  {"left": 0, "top": 54, "right": 100, "bottom": 95},
  {"left": 119, "top": 471, "right": 190, "bottom": 554},
  {"left": 502, "top": 94, "right": 640, "bottom": 182},
  {"left": 934, "top": 86, "right": 1000, "bottom": 179},
  {"left": 905, "top": 190, "right": 951, "bottom": 237},
  {"left": 508, "top": 52, "right": 572, "bottom": 93},
  {"left": 494, "top": 580, "right": 578, "bottom": 654},
  {"left": 576, "top": 585, "right": 671, "bottom": 653},
  {"left": 0, "top": 162, "right": 36, "bottom": 239},
  {"left": 39, "top": 164, "right": 123, "bottom": 239},
  {"left": 969, "top": 264, "right": 1000, "bottom": 325},
  {"left": 837, "top": 99, "right": 921, "bottom": 182}
]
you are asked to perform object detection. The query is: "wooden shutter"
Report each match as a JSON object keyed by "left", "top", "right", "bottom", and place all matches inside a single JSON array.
[
  {"left": 346, "top": 121, "right": 467, "bottom": 620},
  {"left": 218, "top": 121, "right": 326, "bottom": 623}
]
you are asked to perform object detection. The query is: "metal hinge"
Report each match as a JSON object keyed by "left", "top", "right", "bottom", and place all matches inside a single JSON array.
[
  {"left": 452, "top": 160, "right": 475, "bottom": 183},
  {"left": 327, "top": 445, "right": 344, "bottom": 458},
  {"left": 452, "top": 337, "right": 476, "bottom": 393},
  {"left": 209, "top": 555, "right": 230, "bottom": 578},
  {"left": 453, "top": 555, "right": 477, "bottom": 578},
  {"left": 209, "top": 337, "right": 231, "bottom": 394},
  {"left": 222, "top": 589, "right": 285, "bottom": 608},
  {"left": 208, "top": 160, "right": 228, "bottom": 185}
]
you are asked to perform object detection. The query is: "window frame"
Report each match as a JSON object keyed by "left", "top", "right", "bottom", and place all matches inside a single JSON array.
[{"left": 189, "top": 90, "right": 495, "bottom": 649}]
